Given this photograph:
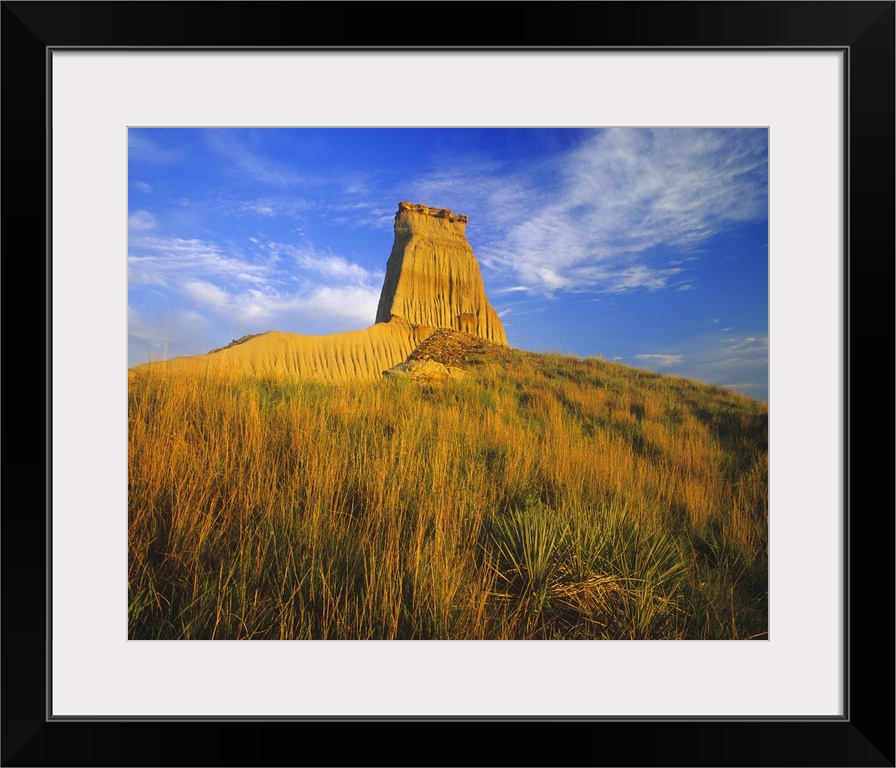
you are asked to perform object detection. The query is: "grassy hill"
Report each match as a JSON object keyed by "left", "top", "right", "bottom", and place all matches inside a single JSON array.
[{"left": 129, "top": 334, "right": 767, "bottom": 640}]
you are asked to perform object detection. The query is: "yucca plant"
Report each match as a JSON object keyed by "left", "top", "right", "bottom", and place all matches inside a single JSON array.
[
  {"left": 485, "top": 496, "right": 572, "bottom": 636},
  {"left": 489, "top": 498, "right": 568, "bottom": 597}
]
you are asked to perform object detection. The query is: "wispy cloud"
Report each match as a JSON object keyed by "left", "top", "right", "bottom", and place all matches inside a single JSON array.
[
  {"left": 128, "top": 306, "right": 164, "bottom": 344},
  {"left": 183, "top": 279, "right": 231, "bottom": 310},
  {"left": 628, "top": 333, "right": 768, "bottom": 400},
  {"left": 204, "top": 131, "right": 300, "bottom": 187},
  {"left": 326, "top": 199, "right": 397, "bottom": 232},
  {"left": 244, "top": 238, "right": 382, "bottom": 287},
  {"left": 128, "top": 235, "right": 271, "bottom": 288},
  {"left": 478, "top": 128, "right": 767, "bottom": 295},
  {"left": 218, "top": 195, "right": 314, "bottom": 221},
  {"left": 128, "top": 133, "right": 181, "bottom": 165},
  {"left": 180, "top": 281, "right": 380, "bottom": 330},
  {"left": 635, "top": 353, "right": 685, "bottom": 366},
  {"left": 405, "top": 158, "right": 511, "bottom": 212},
  {"left": 291, "top": 248, "right": 379, "bottom": 285},
  {"left": 129, "top": 229, "right": 383, "bottom": 360},
  {"left": 128, "top": 210, "right": 157, "bottom": 232}
]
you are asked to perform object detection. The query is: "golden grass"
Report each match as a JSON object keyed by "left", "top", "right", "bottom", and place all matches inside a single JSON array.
[{"left": 129, "top": 349, "right": 768, "bottom": 640}]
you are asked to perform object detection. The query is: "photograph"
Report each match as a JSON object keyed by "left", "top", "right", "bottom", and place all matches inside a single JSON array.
[
  {"left": 6, "top": 0, "right": 888, "bottom": 758},
  {"left": 128, "top": 127, "right": 769, "bottom": 641}
]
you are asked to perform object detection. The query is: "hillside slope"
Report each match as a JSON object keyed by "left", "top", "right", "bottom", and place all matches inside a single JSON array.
[{"left": 129, "top": 342, "right": 768, "bottom": 640}]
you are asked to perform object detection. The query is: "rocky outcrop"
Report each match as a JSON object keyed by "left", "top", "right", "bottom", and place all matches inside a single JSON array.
[
  {"left": 382, "top": 358, "right": 466, "bottom": 382},
  {"left": 208, "top": 333, "right": 261, "bottom": 355},
  {"left": 375, "top": 202, "right": 507, "bottom": 345},
  {"left": 130, "top": 202, "right": 508, "bottom": 383},
  {"left": 404, "top": 327, "right": 488, "bottom": 367}
]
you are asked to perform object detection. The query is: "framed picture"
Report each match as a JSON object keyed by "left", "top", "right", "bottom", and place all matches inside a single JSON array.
[{"left": 7, "top": 2, "right": 892, "bottom": 765}]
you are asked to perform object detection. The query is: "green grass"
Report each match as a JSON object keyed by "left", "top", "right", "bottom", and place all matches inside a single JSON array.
[{"left": 129, "top": 348, "right": 767, "bottom": 639}]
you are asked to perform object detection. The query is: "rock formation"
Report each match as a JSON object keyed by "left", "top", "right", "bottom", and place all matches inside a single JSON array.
[
  {"left": 130, "top": 202, "right": 507, "bottom": 383},
  {"left": 375, "top": 202, "right": 507, "bottom": 345},
  {"left": 382, "top": 358, "right": 466, "bottom": 382},
  {"left": 382, "top": 328, "right": 491, "bottom": 381},
  {"left": 135, "top": 321, "right": 437, "bottom": 383}
]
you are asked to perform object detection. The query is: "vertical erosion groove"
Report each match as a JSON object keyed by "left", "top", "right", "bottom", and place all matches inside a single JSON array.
[{"left": 374, "top": 203, "right": 507, "bottom": 345}]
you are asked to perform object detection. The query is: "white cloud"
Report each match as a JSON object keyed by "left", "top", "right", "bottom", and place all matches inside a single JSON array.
[
  {"left": 278, "top": 243, "right": 378, "bottom": 286},
  {"left": 236, "top": 285, "right": 375, "bottom": 327},
  {"left": 634, "top": 353, "right": 685, "bottom": 366},
  {"left": 204, "top": 131, "right": 300, "bottom": 187},
  {"left": 127, "top": 306, "right": 160, "bottom": 344},
  {"left": 223, "top": 197, "right": 313, "bottom": 220},
  {"left": 725, "top": 336, "right": 764, "bottom": 353},
  {"left": 188, "top": 283, "right": 380, "bottom": 336},
  {"left": 128, "top": 210, "right": 157, "bottom": 232},
  {"left": 183, "top": 280, "right": 231, "bottom": 310},
  {"left": 128, "top": 132, "right": 180, "bottom": 165},
  {"left": 477, "top": 128, "right": 767, "bottom": 296},
  {"left": 132, "top": 181, "right": 153, "bottom": 194},
  {"left": 128, "top": 227, "right": 386, "bottom": 366},
  {"left": 243, "top": 202, "right": 275, "bottom": 217},
  {"left": 128, "top": 235, "right": 271, "bottom": 288},
  {"left": 299, "top": 285, "right": 382, "bottom": 327},
  {"left": 237, "top": 238, "right": 382, "bottom": 289},
  {"left": 627, "top": 332, "right": 768, "bottom": 401}
]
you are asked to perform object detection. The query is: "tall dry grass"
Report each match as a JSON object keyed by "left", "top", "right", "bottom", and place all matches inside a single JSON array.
[{"left": 129, "top": 350, "right": 767, "bottom": 639}]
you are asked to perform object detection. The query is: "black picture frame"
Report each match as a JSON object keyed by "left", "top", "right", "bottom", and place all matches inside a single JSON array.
[{"left": 4, "top": 2, "right": 893, "bottom": 766}]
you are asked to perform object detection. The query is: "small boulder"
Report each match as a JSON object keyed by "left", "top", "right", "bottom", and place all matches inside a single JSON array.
[{"left": 382, "top": 359, "right": 465, "bottom": 382}]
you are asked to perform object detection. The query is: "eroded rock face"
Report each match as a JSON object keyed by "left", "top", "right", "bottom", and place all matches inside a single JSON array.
[
  {"left": 375, "top": 202, "right": 507, "bottom": 345},
  {"left": 129, "top": 322, "right": 438, "bottom": 384}
]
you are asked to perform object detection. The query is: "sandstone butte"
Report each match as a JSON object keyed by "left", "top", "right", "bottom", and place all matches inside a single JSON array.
[{"left": 129, "top": 202, "right": 508, "bottom": 383}]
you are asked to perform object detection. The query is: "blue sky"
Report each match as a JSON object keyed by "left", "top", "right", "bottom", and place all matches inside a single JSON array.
[{"left": 128, "top": 128, "right": 768, "bottom": 401}]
